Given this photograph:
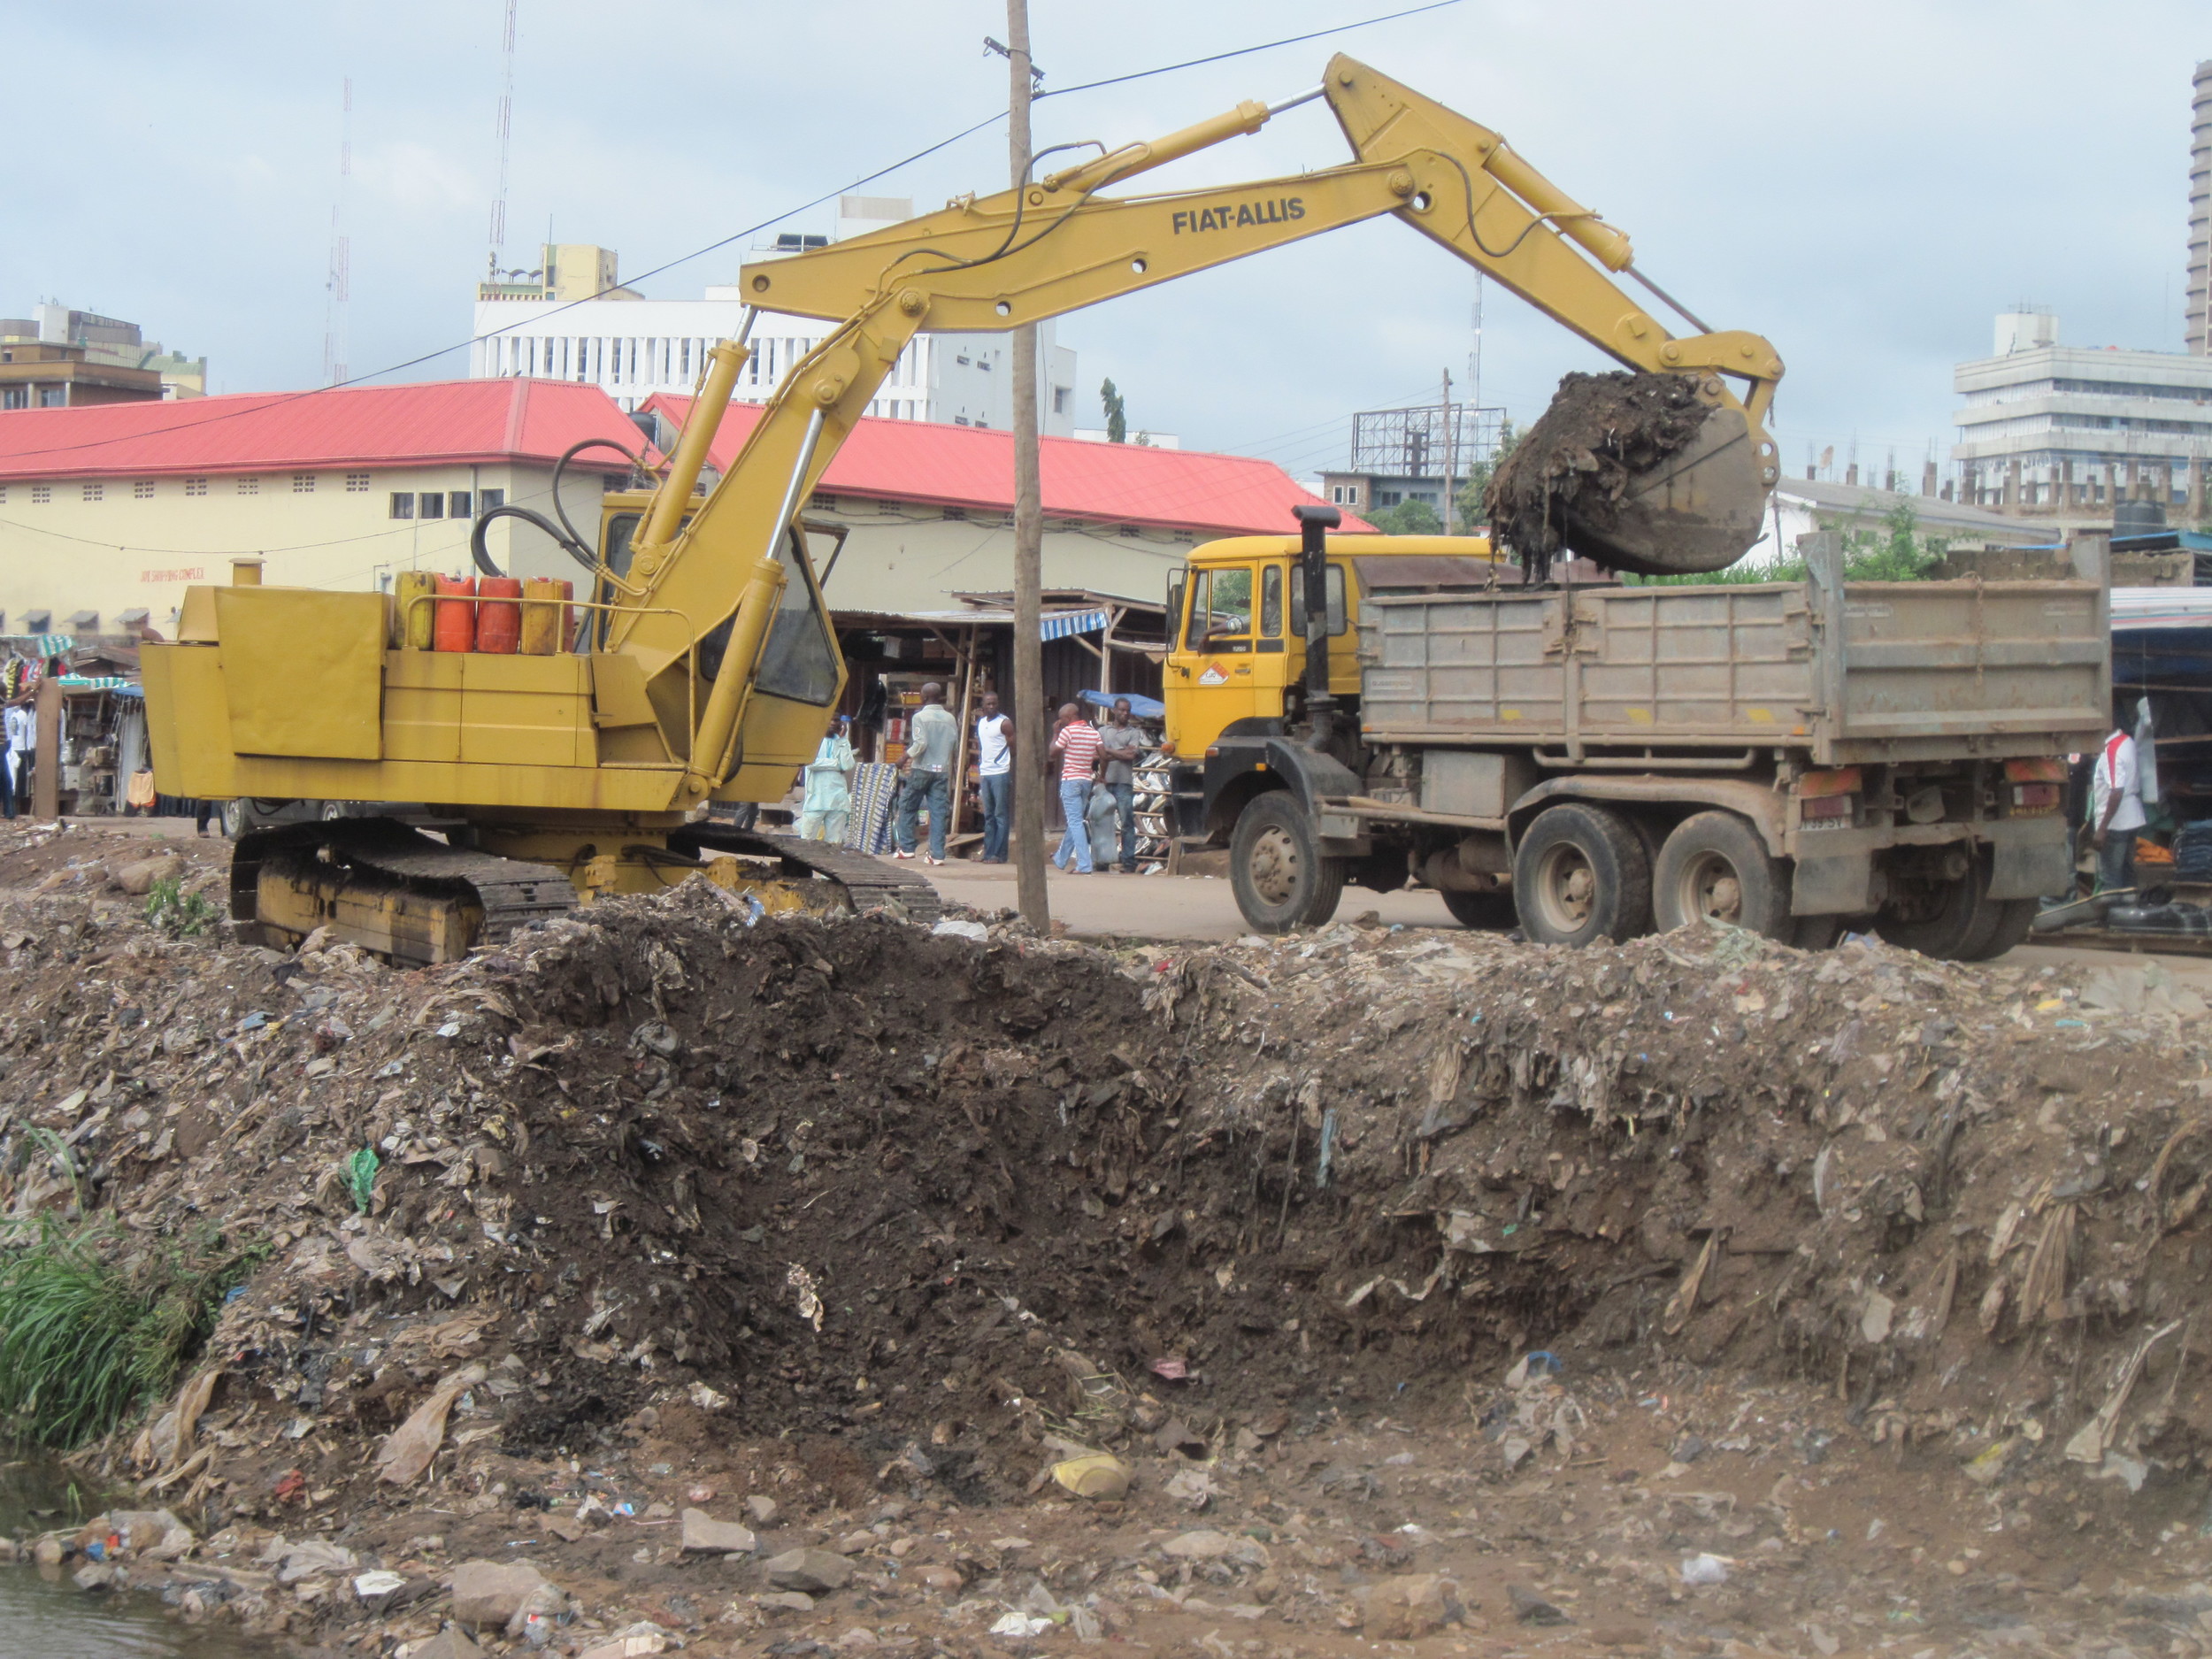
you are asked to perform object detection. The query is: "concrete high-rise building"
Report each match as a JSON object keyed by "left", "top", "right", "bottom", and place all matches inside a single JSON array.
[
  {"left": 0, "top": 304, "right": 206, "bottom": 408},
  {"left": 2192, "top": 60, "right": 2211, "bottom": 355},
  {"left": 468, "top": 203, "right": 1079, "bottom": 434}
]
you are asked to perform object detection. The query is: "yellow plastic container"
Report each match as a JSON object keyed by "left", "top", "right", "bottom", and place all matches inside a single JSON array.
[
  {"left": 394, "top": 570, "right": 438, "bottom": 650},
  {"left": 520, "top": 578, "right": 573, "bottom": 656}
]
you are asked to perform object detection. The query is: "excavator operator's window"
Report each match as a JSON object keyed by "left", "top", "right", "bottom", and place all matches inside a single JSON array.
[
  {"left": 1185, "top": 565, "right": 1253, "bottom": 654},
  {"left": 1288, "top": 563, "right": 1348, "bottom": 640},
  {"left": 756, "top": 541, "right": 841, "bottom": 705}
]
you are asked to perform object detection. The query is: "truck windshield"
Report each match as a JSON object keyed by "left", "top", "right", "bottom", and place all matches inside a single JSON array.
[{"left": 1185, "top": 565, "right": 1254, "bottom": 652}]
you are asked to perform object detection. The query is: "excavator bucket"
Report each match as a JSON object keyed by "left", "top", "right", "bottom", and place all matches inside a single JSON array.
[{"left": 1486, "top": 373, "right": 1772, "bottom": 578}]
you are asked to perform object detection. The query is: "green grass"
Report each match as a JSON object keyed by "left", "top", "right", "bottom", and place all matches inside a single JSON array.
[
  {"left": 143, "top": 875, "right": 222, "bottom": 940},
  {"left": 0, "top": 1218, "right": 266, "bottom": 1450}
]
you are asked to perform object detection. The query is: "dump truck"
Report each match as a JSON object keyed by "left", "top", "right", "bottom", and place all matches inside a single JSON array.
[
  {"left": 1163, "top": 520, "right": 2110, "bottom": 957},
  {"left": 144, "top": 55, "right": 1787, "bottom": 963}
]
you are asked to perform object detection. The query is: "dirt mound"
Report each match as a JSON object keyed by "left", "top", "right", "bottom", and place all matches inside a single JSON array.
[
  {"left": 1486, "top": 370, "right": 1712, "bottom": 576},
  {"left": 11, "top": 824, "right": 2212, "bottom": 1649}
]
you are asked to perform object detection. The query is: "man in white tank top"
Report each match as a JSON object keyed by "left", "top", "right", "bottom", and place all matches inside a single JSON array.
[{"left": 976, "top": 691, "right": 1014, "bottom": 864}]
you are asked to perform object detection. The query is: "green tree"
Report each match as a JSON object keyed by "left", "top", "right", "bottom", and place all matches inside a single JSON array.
[
  {"left": 1455, "top": 417, "right": 1520, "bottom": 533},
  {"left": 1373, "top": 498, "right": 1446, "bottom": 535},
  {"left": 1099, "top": 379, "right": 1127, "bottom": 443}
]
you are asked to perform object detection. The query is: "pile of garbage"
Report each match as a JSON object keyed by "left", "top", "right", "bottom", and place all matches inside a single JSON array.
[{"left": 3, "top": 823, "right": 2212, "bottom": 1648}]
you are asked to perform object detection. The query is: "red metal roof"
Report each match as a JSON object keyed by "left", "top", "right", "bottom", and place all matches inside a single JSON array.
[
  {"left": 641, "top": 394, "right": 1372, "bottom": 537},
  {"left": 0, "top": 378, "right": 649, "bottom": 480}
]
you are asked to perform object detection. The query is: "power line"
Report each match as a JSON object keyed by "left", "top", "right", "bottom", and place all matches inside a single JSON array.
[{"left": 5, "top": 4, "right": 1462, "bottom": 468}]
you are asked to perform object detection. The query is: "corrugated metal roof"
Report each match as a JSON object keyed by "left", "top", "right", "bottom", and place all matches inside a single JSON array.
[
  {"left": 0, "top": 378, "right": 649, "bottom": 480},
  {"left": 644, "top": 394, "right": 1373, "bottom": 538}
]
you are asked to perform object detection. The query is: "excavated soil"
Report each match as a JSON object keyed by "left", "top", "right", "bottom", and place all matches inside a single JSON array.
[
  {"left": 1486, "top": 371, "right": 1713, "bottom": 576},
  {"left": 11, "top": 824, "right": 2212, "bottom": 1656}
]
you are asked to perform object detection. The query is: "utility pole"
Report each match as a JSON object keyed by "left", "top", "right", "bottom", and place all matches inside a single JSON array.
[{"left": 1005, "top": 0, "right": 1050, "bottom": 930}]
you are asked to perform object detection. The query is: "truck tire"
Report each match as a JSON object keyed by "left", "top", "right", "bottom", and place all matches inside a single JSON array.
[
  {"left": 1875, "top": 869, "right": 1985, "bottom": 959},
  {"left": 1440, "top": 887, "right": 1517, "bottom": 930},
  {"left": 1513, "top": 803, "right": 1652, "bottom": 947},
  {"left": 1956, "top": 896, "right": 2037, "bottom": 962},
  {"left": 1653, "top": 811, "right": 1792, "bottom": 938},
  {"left": 1230, "top": 793, "right": 1346, "bottom": 933}
]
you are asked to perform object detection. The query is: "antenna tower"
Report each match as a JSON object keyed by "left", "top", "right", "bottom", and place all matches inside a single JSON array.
[
  {"left": 321, "top": 77, "right": 351, "bottom": 387},
  {"left": 489, "top": 0, "right": 518, "bottom": 257}
]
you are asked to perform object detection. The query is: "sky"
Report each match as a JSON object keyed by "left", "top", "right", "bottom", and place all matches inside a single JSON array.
[{"left": 8, "top": 1, "right": 2208, "bottom": 486}]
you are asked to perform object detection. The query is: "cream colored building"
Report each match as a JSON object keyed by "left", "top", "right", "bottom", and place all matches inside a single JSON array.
[{"left": 0, "top": 378, "right": 648, "bottom": 638}]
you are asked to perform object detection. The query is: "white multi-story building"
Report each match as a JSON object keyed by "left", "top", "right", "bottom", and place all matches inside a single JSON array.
[
  {"left": 1953, "top": 310, "right": 2212, "bottom": 522},
  {"left": 467, "top": 201, "right": 1079, "bottom": 434}
]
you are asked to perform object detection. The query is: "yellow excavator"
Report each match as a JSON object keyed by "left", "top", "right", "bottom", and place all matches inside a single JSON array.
[{"left": 142, "top": 54, "right": 1784, "bottom": 964}]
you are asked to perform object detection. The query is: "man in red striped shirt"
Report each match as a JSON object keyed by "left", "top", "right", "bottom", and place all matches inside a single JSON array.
[{"left": 1049, "top": 704, "right": 1100, "bottom": 874}]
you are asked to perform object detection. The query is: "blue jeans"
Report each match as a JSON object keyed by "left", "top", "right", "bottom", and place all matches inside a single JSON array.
[
  {"left": 1055, "top": 779, "right": 1093, "bottom": 872},
  {"left": 1103, "top": 778, "right": 1136, "bottom": 870},
  {"left": 895, "top": 768, "right": 950, "bottom": 859},
  {"left": 979, "top": 772, "right": 1011, "bottom": 862},
  {"left": 2098, "top": 831, "right": 2136, "bottom": 894}
]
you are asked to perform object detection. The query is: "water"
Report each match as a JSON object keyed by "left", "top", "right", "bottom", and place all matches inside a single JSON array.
[{"left": 0, "top": 1461, "right": 266, "bottom": 1659}]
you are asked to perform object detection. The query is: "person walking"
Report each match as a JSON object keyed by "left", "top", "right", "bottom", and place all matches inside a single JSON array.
[
  {"left": 798, "top": 715, "right": 857, "bottom": 844},
  {"left": 2091, "top": 717, "right": 2147, "bottom": 894},
  {"left": 1049, "top": 703, "right": 1100, "bottom": 874},
  {"left": 1096, "top": 696, "right": 1145, "bottom": 873},
  {"left": 893, "top": 681, "right": 958, "bottom": 864},
  {"left": 975, "top": 691, "right": 1014, "bottom": 864}
]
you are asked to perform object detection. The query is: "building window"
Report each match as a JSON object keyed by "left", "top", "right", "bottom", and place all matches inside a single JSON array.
[
  {"left": 1052, "top": 386, "right": 1071, "bottom": 414},
  {"left": 133, "top": 480, "right": 154, "bottom": 499},
  {"left": 38, "top": 388, "right": 64, "bottom": 408},
  {"left": 389, "top": 492, "right": 415, "bottom": 519},
  {"left": 345, "top": 472, "right": 370, "bottom": 492},
  {"left": 1330, "top": 486, "right": 1343, "bottom": 503},
  {"left": 293, "top": 472, "right": 315, "bottom": 493},
  {"left": 83, "top": 482, "right": 104, "bottom": 502},
  {"left": 30, "top": 485, "right": 50, "bottom": 503},
  {"left": 418, "top": 492, "right": 445, "bottom": 519},
  {"left": 480, "top": 488, "right": 504, "bottom": 511},
  {"left": 184, "top": 477, "right": 207, "bottom": 496},
  {"left": 448, "top": 491, "right": 472, "bottom": 518},
  {"left": 1, "top": 388, "right": 25, "bottom": 410},
  {"left": 237, "top": 477, "right": 259, "bottom": 495}
]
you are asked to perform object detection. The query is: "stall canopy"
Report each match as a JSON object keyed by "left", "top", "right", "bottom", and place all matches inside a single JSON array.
[{"left": 1079, "top": 687, "right": 1165, "bottom": 718}]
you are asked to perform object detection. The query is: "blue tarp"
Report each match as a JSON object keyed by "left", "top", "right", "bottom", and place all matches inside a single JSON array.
[{"left": 1079, "top": 687, "right": 1164, "bottom": 718}]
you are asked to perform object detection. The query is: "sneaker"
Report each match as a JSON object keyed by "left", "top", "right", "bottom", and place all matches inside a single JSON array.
[
  {"left": 926, "top": 856, "right": 947, "bottom": 866},
  {"left": 891, "top": 849, "right": 914, "bottom": 860}
]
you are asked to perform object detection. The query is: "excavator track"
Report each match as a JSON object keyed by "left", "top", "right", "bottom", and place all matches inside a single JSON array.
[
  {"left": 672, "top": 825, "right": 945, "bottom": 926},
  {"left": 232, "top": 820, "right": 577, "bottom": 968}
]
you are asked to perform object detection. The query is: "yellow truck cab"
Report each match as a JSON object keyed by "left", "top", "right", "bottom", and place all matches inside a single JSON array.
[{"left": 1164, "top": 531, "right": 1500, "bottom": 757}]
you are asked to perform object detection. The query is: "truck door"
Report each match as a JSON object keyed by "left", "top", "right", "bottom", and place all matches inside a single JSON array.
[{"left": 1166, "top": 562, "right": 1258, "bottom": 754}]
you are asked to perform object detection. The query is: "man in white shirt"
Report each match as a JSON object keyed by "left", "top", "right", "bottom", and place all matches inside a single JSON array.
[
  {"left": 974, "top": 692, "right": 1014, "bottom": 864},
  {"left": 2092, "top": 721, "right": 2148, "bottom": 893},
  {"left": 3, "top": 699, "right": 32, "bottom": 820}
]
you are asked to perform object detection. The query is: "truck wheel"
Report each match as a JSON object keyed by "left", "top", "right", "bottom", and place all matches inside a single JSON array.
[
  {"left": 1230, "top": 793, "right": 1346, "bottom": 933},
  {"left": 1875, "top": 870, "right": 1985, "bottom": 959},
  {"left": 1513, "top": 803, "right": 1652, "bottom": 946},
  {"left": 1440, "top": 887, "right": 1517, "bottom": 930},
  {"left": 1654, "top": 811, "right": 1791, "bottom": 938},
  {"left": 1956, "top": 896, "right": 2036, "bottom": 962}
]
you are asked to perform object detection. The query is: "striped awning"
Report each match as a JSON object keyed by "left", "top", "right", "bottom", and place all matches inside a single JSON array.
[{"left": 1039, "top": 608, "right": 1110, "bottom": 642}]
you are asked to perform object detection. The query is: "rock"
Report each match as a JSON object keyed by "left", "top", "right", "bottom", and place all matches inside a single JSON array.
[
  {"left": 449, "top": 1558, "right": 549, "bottom": 1627},
  {"left": 836, "top": 1631, "right": 881, "bottom": 1650},
  {"left": 1160, "top": 1530, "right": 1235, "bottom": 1561},
  {"left": 1509, "top": 1584, "right": 1571, "bottom": 1625},
  {"left": 913, "top": 1564, "right": 964, "bottom": 1592},
  {"left": 755, "top": 1591, "right": 818, "bottom": 1613},
  {"left": 765, "top": 1546, "right": 854, "bottom": 1594},
  {"left": 73, "top": 1563, "right": 116, "bottom": 1593},
  {"left": 833, "top": 1530, "right": 873, "bottom": 1555},
  {"left": 679, "top": 1509, "right": 757, "bottom": 1555},
  {"left": 0, "top": 1537, "right": 15, "bottom": 1563},
  {"left": 112, "top": 855, "right": 181, "bottom": 896},
  {"left": 744, "top": 1494, "right": 780, "bottom": 1525},
  {"left": 34, "top": 1537, "right": 64, "bottom": 1566},
  {"left": 1367, "top": 1574, "right": 1452, "bottom": 1640},
  {"left": 143, "top": 1525, "right": 196, "bottom": 1563},
  {"left": 409, "top": 1632, "right": 487, "bottom": 1659}
]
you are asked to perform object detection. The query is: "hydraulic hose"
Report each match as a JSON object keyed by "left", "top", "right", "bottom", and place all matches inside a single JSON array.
[{"left": 469, "top": 503, "right": 595, "bottom": 579}]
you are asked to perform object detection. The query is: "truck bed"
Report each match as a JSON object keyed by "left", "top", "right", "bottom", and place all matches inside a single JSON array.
[{"left": 1356, "top": 543, "right": 2109, "bottom": 767}]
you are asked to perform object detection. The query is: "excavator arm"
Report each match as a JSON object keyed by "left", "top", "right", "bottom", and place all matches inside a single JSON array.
[{"left": 615, "top": 52, "right": 1783, "bottom": 776}]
